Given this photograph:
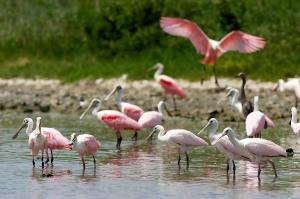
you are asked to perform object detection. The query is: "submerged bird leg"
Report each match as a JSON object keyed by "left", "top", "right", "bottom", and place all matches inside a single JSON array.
[
  {"left": 116, "top": 131, "right": 122, "bottom": 150},
  {"left": 81, "top": 156, "right": 86, "bottom": 171},
  {"left": 41, "top": 149, "right": 44, "bottom": 168},
  {"left": 212, "top": 63, "right": 220, "bottom": 88},
  {"left": 131, "top": 131, "right": 138, "bottom": 141},
  {"left": 295, "top": 95, "right": 298, "bottom": 108},
  {"left": 172, "top": 95, "right": 177, "bottom": 111},
  {"left": 177, "top": 150, "right": 181, "bottom": 168},
  {"left": 50, "top": 149, "right": 54, "bottom": 164},
  {"left": 226, "top": 159, "right": 230, "bottom": 174},
  {"left": 32, "top": 155, "right": 35, "bottom": 167},
  {"left": 257, "top": 163, "right": 261, "bottom": 178},
  {"left": 185, "top": 152, "right": 189, "bottom": 169},
  {"left": 45, "top": 149, "right": 49, "bottom": 164},
  {"left": 232, "top": 160, "right": 236, "bottom": 173},
  {"left": 93, "top": 155, "right": 96, "bottom": 168},
  {"left": 268, "top": 160, "right": 278, "bottom": 178}
]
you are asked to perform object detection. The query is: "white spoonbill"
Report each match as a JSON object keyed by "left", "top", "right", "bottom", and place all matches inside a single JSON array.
[
  {"left": 274, "top": 78, "right": 300, "bottom": 107},
  {"left": 160, "top": 17, "right": 265, "bottom": 87},
  {"left": 291, "top": 107, "right": 300, "bottom": 136},
  {"left": 198, "top": 118, "right": 251, "bottom": 174},
  {"left": 146, "top": 125, "right": 208, "bottom": 168},
  {"left": 70, "top": 133, "right": 101, "bottom": 170},
  {"left": 214, "top": 127, "right": 289, "bottom": 178}
]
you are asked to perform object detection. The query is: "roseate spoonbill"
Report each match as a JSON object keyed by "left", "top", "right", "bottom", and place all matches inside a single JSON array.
[
  {"left": 214, "top": 127, "right": 290, "bottom": 178},
  {"left": 236, "top": 72, "right": 253, "bottom": 117},
  {"left": 246, "top": 96, "right": 275, "bottom": 138},
  {"left": 198, "top": 118, "right": 250, "bottom": 174},
  {"left": 226, "top": 87, "right": 244, "bottom": 119},
  {"left": 13, "top": 117, "right": 47, "bottom": 167},
  {"left": 291, "top": 107, "right": 300, "bottom": 135},
  {"left": 274, "top": 78, "right": 300, "bottom": 107},
  {"left": 149, "top": 63, "right": 187, "bottom": 111},
  {"left": 160, "top": 17, "right": 265, "bottom": 87},
  {"left": 138, "top": 101, "right": 170, "bottom": 140},
  {"left": 146, "top": 125, "right": 208, "bottom": 168},
  {"left": 105, "top": 85, "right": 144, "bottom": 140},
  {"left": 12, "top": 117, "right": 71, "bottom": 164},
  {"left": 80, "top": 98, "right": 141, "bottom": 149},
  {"left": 70, "top": 133, "right": 101, "bottom": 170}
]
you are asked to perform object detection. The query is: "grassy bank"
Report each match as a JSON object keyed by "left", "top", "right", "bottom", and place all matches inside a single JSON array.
[{"left": 0, "top": 0, "right": 299, "bottom": 82}]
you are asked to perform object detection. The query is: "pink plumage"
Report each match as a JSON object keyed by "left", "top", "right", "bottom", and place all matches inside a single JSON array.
[
  {"left": 245, "top": 111, "right": 266, "bottom": 137},
  {"left": 160, "top": 17, "right": 265, "bottom": 65},
  {"left": 158, "top": 75, "right": 187, "bottom": 98},
  {"left": 76, "top": 134, "right": 101, "bottom": 156},
  {"left": 138, "top": 111, "right": 162, "bottom": 129},
  {"left": 98, "top": 110, "right": 141, "bottom": 132},
  {"left": 123, "top": 104, "right": 144, "bottom": 121},
  {"left": 42, "top": 128, "right": 71, "bottom": 150},
  {"left": 264, "top": 114, "right": 275, "bottom": 128}
]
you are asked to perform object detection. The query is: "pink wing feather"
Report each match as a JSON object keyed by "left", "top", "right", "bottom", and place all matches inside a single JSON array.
[
  {"left": 159, "top": 75, "right": 187, "bottom": 98},
  {"left": 160, "top": 17, "right": 209, "bottom": 55}
]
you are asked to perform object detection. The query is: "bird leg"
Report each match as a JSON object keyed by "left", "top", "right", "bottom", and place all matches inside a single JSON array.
[
  {"left": 268, "top": 160, "right": 278, "bottom": 178},
  {"left": 232, "top": 160, "right": 236, "bottom": 173},
  {"left": 185, "top": 152, "right": 189, "bottom": 169},
  {"left": 93, "top": 155, "right": 96, "bottom": 169},
  {"left": 177, "top": 152, "right": 181, "bottom": 168},
  {"left": 131, "top": 131, "right": 138, "bottom": 141},
  {"left": 257, "top": 163, "right": 261, "bottom": 178},
  {"left": 172, "top": 96, "right": 177, "bottom": 111},
  {"left": 32, "top": 155, "right": 35, "bottom": 167},
  {"left": 226, "top": 159, "right": 230, "bottom": 174},
  {"left": 81, "top": 156, "right": 86, "bottom": 171},
  {"left": 116, "top": 131, "right": 122, "bottom": 150},
  {"left": 212, "top": 63, "right": 220, "bottom": 88},
  {"left": 50, "top": 149, "right": 54, "bottom": 164},
  {"left": 41, "top": 149, "right": 45, "bottom": 168},
  {"left": 45, "top": 149, "right": 49, "bottom": 164}
]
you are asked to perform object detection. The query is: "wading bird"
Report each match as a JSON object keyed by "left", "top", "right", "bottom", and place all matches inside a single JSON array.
[
  {"left": 214, "top": 127, "right": 289, "bottom": 178},
  {"left": 80, "top": 98, "right": 141, "bottom": 149},
  {"left": 291, "top": 107, "right": 300, "bottom": 136},
  {"left": 70, "top": 133, "right": 101, "bottom": 170},
  {"left": 146, "top": 125, "right": 208, "bottom": 168},
  {"left": 105, "top": 85, "right": 144, "bottom": 140},
  {"left": 12, "top": 117, "right": 71, "bottom": 164},
  {"left": 149, "top": 63, "right": 186, "bottom": 111},
  {"left": 226, "top": 87, "right": 244, "bottom": 119},
  {"left": 236, "top": 73, "right": 253, "bottom": 117},
  {"left": 274, "top": 78, "right": 300, "bottom": 107},
  {"left": 198, "top": 118, "right": 251, "bottom": 174},
  {"left": 160, "top": 17, "right": 265, "bottom": 87},
  {"left": 245, "top": 96, "right": 275, "bottom": 138}
]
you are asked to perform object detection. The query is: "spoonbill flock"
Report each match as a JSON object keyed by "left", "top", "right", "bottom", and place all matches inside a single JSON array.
[{"left": 11, "top": 17, "right": 298, "bottom": 181}]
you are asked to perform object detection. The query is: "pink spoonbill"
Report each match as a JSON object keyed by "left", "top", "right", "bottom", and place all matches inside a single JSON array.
[
  {"left": 274, "top": 78, "right": 300, "bottom": 107},
  {"left": 12, "top": 117, "right": 71, "bottom": 164},
  {"left": 149, "top": 63, "right": 187, "bottom": 111},
  {"left": 70, "top": 133, "right": 101, "bottom": 170},
  {"left": 105, "top": 85, "right": 144, "bottom": 140},
  {"left": 291, "top": 107, "right": 300, "bottom": 136},
  {"left": 160, "top": 17, "right": 265, "bottom": 87},
  {"left": 146, "top": 125, "right": 208, "bottom": 168},
  {"left": 198, "top": 118, "right": 251, "bottom": 174},
  {"left": 214, "top": 127, "right": 291, "bottom": 178},
  {"left": 245, "top": 96, "right": 275, "bottom": 138},
  {"left": 80, "top": 98, "right": 141, "bottom": 149}
]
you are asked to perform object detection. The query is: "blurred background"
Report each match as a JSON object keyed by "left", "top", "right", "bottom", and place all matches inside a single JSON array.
[{"left": 0, "top": 0, "right": 299, "bottom": 82}]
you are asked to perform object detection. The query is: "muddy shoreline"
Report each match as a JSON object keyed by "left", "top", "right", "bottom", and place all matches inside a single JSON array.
[{"left": 0, "top": 77, "right": 293, "bottom": 122}]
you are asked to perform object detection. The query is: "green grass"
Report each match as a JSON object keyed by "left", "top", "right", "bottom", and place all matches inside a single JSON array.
[{"left": 0, "top": 0, "right": 299, "bottom": 82}]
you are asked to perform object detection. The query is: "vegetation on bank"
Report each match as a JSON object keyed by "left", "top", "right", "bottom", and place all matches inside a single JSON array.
[{"left": 0, "top": 0, "right": 299, "bottom": 82}]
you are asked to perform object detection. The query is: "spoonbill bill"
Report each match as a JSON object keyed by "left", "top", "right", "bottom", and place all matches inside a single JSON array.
[
  {"left": 105, "top": 85, "right": 144, "bottom": 140},
  {"left": 70, "top": 133, "right": 101, "bottom": 170},
  {"left": 12, "top": 117, "right": 71, "bottom": 164},
  {"left": 274, "top": 78, "right": 300, "bottom": 107},
  {"left": 214, "top": 127, "right": 290, "bottom": 178},
  {"left": 291, "top": 107, "right": 300, "bottom": 136},
  {"left": 245, "top": 96, "right": 275, "bottom": 138},
  {"left": 236, "top": 72, "right": 254, "bottom": 117},
  {"left": 146, "top": 125, "right": 208, "bottom": 168},
  {"left": 160, "top": 17, "right": 265, "bottom": 87},
  {"left": 149, "top": 63, "right": 186, "bottom": 111},
  {"left": 80, "top": 98, "right": 141, "bottom": 149},
  {"left": 198, "top": 118, "right": 251, "bottom": 174}
]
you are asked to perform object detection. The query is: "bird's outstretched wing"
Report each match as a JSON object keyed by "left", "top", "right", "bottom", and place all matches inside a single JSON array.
[
  {"left": 219, "top": 31, "right": 265, "bottom": 56},
  {"left": 160, "top": 17, "right": 209, "bottom": 55}
]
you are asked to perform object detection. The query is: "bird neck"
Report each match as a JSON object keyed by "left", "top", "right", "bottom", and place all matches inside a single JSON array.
[
  {"left": 35, "top": 120, "right": 41, "bottom": 135},
  {"left": 253, "top": 97, "right": 259, "bottom": 111},
  {"left": 26, "top": 120, "right": 34, "bottom": 136},
  {"left": 154, "top": 66, "right": 163, "bottom": 80},
  {"left": 227, "top": 133, "right": 243, "bottom": 151},
  {"left": 207, "top": 125, "right": 218, "bottom": 140},
  {"left": 229, "top": 91, "right": 239, "bottom": 105},
  {"left": 115, "top": 89, "right": 123, "bottom": 107},
  {"left": 157, "top": 103, "right": 164, "bottom": 115},
  {"left": 92, "top": 104, "right": 101, "bottom": 116},
  {"left": 157, "top": 129, "right": 168, "bottom": 142}
]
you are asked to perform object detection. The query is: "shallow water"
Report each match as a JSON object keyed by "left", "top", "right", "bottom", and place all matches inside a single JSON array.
[{"left": 1, "top": 113, "right": 300, "bottom": 199}]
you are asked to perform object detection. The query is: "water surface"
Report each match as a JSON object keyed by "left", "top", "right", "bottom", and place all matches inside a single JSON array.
[{"left": 1, "top": 113, "right": 300, "bottom": 199}]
